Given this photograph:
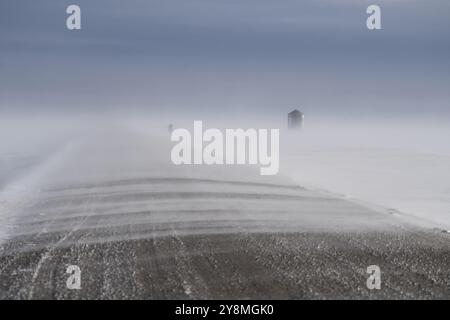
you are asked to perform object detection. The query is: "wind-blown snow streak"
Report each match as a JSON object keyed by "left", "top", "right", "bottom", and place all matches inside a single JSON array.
[{"left": 0, "top": 126, "right": 417, "bottom": 254}]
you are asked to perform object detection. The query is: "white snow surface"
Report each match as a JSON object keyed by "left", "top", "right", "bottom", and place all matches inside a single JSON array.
[
  {"left": 1, "top": 115, "right": 450, "bottom": 245},
  {"left": 281, "top": 119, "right": 450, "bottom": 229}
]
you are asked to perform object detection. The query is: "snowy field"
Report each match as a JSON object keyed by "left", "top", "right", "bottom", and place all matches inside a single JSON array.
[
  {"left": 281, "top": 119, "right": 450, "bottom": 230},
  {"left": 1, "top": 115, "right": 450, "bottom": 244}
]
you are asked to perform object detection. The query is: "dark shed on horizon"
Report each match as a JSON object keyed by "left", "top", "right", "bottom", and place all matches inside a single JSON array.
[{"left": 288, "top": 109, "right": 304, "bottom": 129}]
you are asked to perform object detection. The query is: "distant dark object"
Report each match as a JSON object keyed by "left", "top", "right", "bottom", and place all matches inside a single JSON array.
[
  {"left": 288, "top": 109, "right": 304, "bottom": 130},
  {"left": 168, "top": 124, "right": 174, "bottom": 133}
]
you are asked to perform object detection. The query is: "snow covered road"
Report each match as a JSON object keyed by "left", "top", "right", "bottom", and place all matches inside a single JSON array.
[{"left": 0, "top": 127, "right": 449, "bottom": 299}]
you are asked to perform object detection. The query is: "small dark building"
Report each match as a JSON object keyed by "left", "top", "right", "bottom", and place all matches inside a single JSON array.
[{"left": 288, "top": 109, "right": 304, "bottom": 130}]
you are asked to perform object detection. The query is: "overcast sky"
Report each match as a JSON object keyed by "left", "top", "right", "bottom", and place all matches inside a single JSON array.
[{"left": 1, "top": 0, "right": 449, "bottom": 117}]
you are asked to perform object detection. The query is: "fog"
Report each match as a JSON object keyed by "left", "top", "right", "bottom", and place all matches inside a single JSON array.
[
  {"left": 1, "top": 113, "right": 450, "bottom": 246},
  {"left": 1, "top": 0, "right": 450, "bottom": 243}
]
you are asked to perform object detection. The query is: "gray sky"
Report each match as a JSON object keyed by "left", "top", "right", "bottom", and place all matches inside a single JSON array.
[{"left": 1, "top": 0, "right": 449, "bottom": 117}]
